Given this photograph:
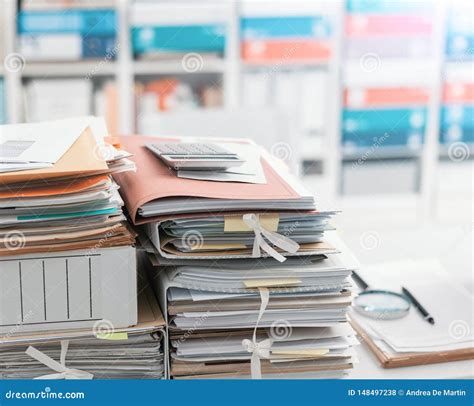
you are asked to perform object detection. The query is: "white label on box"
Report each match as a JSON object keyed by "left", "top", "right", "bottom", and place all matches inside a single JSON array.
[{"left": 0, "top": 253, "right": 102, "bottom": 328}]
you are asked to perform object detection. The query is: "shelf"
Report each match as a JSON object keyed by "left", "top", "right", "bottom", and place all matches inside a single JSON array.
[
  {"left": 133, "top": 59, "right": 226, "bottom": 75},
  {"left": 22, "top": 61, "right": 117, "bottom": 77},
  {"left": 242, "top": 59, "right": 330, "bottom": 69},
  {"left": 438, "top": 143, "right": 474, "bottom": 159},
  {"left": 342, "top": 146, "right": 422, "bottom": 161}
]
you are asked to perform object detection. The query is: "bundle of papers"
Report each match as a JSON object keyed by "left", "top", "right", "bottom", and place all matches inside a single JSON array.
[
  {"left": 0, "top": 117, "right": 136, "bottom": 256},
  {"left": 150, "top": 234, "right": 359, "bottom": 379},
  {"left": 350, "top": 259, "right": 474, "bottom": 368},
  {"left": 143, "top": 212, "right": 339, "bottom": 260},
  {"left": 0, "top": 284, "right": 165, "bottom": 379},
  {"left": 114, "top": 134, "right": 359, "bottom": 379},
  {"left": 112, "top": 136, "right": 316, "bottom": 224}
]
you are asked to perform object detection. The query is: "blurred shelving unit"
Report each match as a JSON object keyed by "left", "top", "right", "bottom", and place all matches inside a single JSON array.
[{"left": 0, "top": 0, "right": 471, "bottom": 222}]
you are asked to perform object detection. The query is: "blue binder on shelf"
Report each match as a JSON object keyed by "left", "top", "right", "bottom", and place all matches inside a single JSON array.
[
  {"left": 445, "top": 34, "right": 474, "bottom": 60},
  {"left": 132, "top": 24, "right": 226, "bottom": 54},
  {"left": 441, "top": 105, "right": 474, "bottom": 129},
  {"left": 18, "top": 9, "right": 117, "bottom": 36},
  {"left": 346, "top": 0, "right": 433, "bottom": 14},
  {"left": 342, "top": 108, "right": 428, "bottom": 134},
  {"left": 342, "top": 130, "right": 424, "bottom": 149},
  {"left": 240, "top": 16, "right": 331, "bottom": 39}
]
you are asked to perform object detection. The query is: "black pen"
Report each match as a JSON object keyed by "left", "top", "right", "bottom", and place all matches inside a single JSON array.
[{"left": 402, "top": 287, "right": 435, "bottom": 325}]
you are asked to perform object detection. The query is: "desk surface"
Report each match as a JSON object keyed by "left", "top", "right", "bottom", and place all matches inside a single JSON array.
[{"left": 348, "top": 342, "right": 474, "bottom": 379}]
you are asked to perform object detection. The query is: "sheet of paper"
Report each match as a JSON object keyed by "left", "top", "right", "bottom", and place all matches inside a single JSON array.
[
  {"left": 0, "top": 116, "right": 95, "bottom": 164},
  {"left": 177, "top": 143, "right": 267, "bottom": 184}
]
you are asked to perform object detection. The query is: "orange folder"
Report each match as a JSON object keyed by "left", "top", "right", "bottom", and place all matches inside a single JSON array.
[{"left": 0, "top": 127, "right": 109, "bottom": 186}]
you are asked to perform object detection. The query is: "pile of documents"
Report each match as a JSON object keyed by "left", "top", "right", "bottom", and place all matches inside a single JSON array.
[
  {"left": 0, "top": 281, "right": 166, "bottom": 380},
  {"left": 114, "top": 135, "right": 359, "bottom": 379},
  {"left": 0, "top": 117, "right": 166, "bottom": 379},
  {"left": 0, "top": 117, "right": 135, "bottom": 256},
  {"left": 350, "top": 259, "right": 474, "bottom": 368}
]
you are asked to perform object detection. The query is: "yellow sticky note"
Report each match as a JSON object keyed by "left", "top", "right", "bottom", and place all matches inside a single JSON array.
[
  {"left": 271, "top": 349, "right": 329, "bottom": 357},
  {"left": 190, "top": 243, "right": 246, "bottom": 251},
  {"left": 95, "top": 332, "right": 128, "bottom": 341},
  {"left": 244, "top": 278, "right": 301, "bottom": 288},
  {"left": 224, "top": 214, "right": 279, "bottom": 232}
]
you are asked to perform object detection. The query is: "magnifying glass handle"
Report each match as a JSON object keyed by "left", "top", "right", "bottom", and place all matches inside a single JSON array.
[{"left": 352, "top": 271, "right": 369, "bottom": 290}]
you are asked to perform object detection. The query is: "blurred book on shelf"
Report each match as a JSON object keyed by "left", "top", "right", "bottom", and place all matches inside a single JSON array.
[
  {"left": 24, "top": 79, "right": 93, "bottom": 122},
  {"left": 94, "top": 81, "right": 119, "bottom": 136},
  {"left": 20, "top": 0, "right": 115, "bottom": 10},
  {"left": 131, "top": 1, "right": 226, "bottom": 60},
  {"left": 240, "top": 15, "right": 332, "bottom": 63},
  {"left": 136, "top": 78, "right": 223, "bottom": 114},
  {"left": 18, "top": 5, "right": 117, "bottom": 61}
]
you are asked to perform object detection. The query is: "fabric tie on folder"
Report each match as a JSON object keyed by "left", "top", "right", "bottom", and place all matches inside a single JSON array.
[
  {"left": 25, "top": 340, "right": 94, "bottom": 380},
  {"left": 242, "top": 288, "right": 273, "bottom": 379},
  {"left": 243, "top": 213, "right": 300, "bottom": 262}
]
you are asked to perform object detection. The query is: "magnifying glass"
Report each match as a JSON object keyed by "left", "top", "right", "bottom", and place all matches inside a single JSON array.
[{"left": 352, "top": 271, "right": 411, "bottom": 320}]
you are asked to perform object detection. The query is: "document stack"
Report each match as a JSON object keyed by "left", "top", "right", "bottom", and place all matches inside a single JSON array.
[
  {"left": 0, "top": 117, "right": 165, "bottom": 380},
  {"left": 0, "top": 282, "right": 166, "bottom": 380},
  {"left": 114, "top": 135, "right": 359, "bottom": 379}
]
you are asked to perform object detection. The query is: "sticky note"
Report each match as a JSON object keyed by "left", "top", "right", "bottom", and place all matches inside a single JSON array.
[
  {"left": 244, "top": 278, "right": 301, "bottom": 288},
  {"left": 224, "top": 214, "right": 279, "bottom": 232},
  {"left": 95, "top": 332, "right": 128, "bottom": 340},
  {"left": 271, "top": 349, "right": 329, "bottom": 357}
]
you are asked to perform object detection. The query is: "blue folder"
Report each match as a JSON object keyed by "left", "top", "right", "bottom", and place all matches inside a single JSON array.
[
  {"left": 346, "top": 0, "right": 433, "bottom": 14},
  {"left": 132, "top": 25, "right": 225, "bottom": 54},
  {"left": 343, "top": 108, "right": 428, "bottom": 134},
  {"left": 240, "top": 16, "right": 331, "bottom": 39},
  {"left": 18, "top": 9, "right": 117, "bottom": 36}
]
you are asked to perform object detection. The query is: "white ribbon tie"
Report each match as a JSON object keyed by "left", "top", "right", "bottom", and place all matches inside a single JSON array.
[
  {"left": 26, "top": 340, "right": 94, "bottom": 380},
  {"left": 242, "top": 213, "right": 300, "bottom": 263},
  {"left": 242, "top": 288, "right": 272, "bottom": 379}
]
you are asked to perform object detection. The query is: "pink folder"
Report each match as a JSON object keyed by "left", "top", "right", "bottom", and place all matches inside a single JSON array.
[{"left": 113, "top": 136, "right": 302, "bottom": 225}]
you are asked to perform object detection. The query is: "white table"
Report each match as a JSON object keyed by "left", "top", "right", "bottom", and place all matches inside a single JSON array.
[{"left": 347, "top": 343, "right": 474, "bottom": 379}]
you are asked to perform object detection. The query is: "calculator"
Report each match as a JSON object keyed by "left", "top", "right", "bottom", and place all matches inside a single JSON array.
[{"left": 145, "top": 142, "right": 244, "bottom": 171}]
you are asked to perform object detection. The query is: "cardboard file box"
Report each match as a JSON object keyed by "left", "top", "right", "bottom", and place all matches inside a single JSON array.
[{"left": 0, "top": 246, "right": 137, "bottom": 336}]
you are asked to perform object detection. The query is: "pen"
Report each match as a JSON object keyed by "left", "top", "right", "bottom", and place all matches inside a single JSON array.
[{"left": 401, "top": 287, "right": 435, "bottom": 325}]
